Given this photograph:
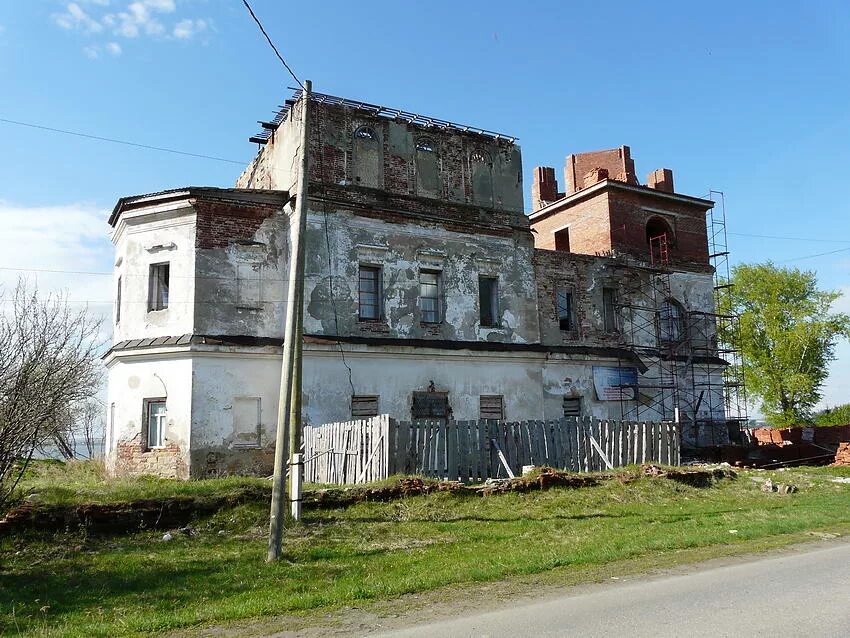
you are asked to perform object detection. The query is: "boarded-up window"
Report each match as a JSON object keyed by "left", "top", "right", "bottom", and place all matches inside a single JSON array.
[
  {"left": 563, "top": 397, "right": 582, "bottom": 418},
  {"left": 353, "top": 126, "right": 382, "bottom": 188},
  {"left": 412, "top": 392, "right": 450, "bottom": 420},
  {"left": 479, "top": 395, "right": 504, "bottom": 420},
  {"left": 470, "top": 150, "right": 494, "bottom": 207},
  {"left": 415, "top": 138, "right": 440, "bottom": 197},
  {"left": 554, "top": 228, "right": 570, "bottom": 252},
  {"left": 233, "top": 397, "right": 261, "bottom": 448},
  {"left": 351, "top": 395, "right": 379, "bottom": 418},
  {"left": 237, "top": 263, "right": 262, "bottom": 309}
]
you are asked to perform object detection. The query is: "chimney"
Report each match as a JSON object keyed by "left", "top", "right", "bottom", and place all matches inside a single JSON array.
[
  {"left": 565, "top": 146, "right": 638, "bottom": 194},
  {"left": 647, "top": 168, "right": 674, "bottom": 193},
  {"left": 532, "top": 166, "right": 559, "bottom": 211}
]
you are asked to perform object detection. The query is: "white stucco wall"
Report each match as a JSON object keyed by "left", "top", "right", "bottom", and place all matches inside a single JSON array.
[{"left": 112, "top": 203, "right": 197, "bottom": 341}]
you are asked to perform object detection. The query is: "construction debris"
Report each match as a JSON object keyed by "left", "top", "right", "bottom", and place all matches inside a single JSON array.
[{"left": 833, "top": 443, "right": 850, "bottom": 466}]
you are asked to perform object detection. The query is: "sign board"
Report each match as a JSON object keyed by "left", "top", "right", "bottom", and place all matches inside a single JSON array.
[{"left": 593, "top": 366, "right": 638, "bottom": 401}]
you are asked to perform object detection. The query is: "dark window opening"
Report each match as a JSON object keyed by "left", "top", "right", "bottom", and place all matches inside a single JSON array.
[
  {"left": 603, "top": 287, "right": 618, "bottom": 332},
  {"left": 554, "top": 227, "right": 571, "bottom": 252},
  {"left": 419, "top": 270, "right": 442, "bottom": 323},
  {"left": 563, "top": 397, "right": 582, "bottom": 418},
  {"left": 646, "top": 217, "right": 673, "bottom": 265},
  {"left": 556, "top": 288, "right": 573, "bottom": 331},
  {"left": 412, "top": 391, "right": 450, "bottom": 422},
  {"left": 148, "top": 263, "right": 169, "bottom": 311},
  {"left": 358, "top": 265, "right": 382, "bottom": 321},
  {"left": 479, "top": 276, "right": 499, "bottom": 327}
]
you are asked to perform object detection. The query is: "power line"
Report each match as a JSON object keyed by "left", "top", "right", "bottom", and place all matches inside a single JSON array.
[
  {"left": 778, "top": 247, "right": 850, "bottom": 264},
  {"left": 729, "top": 231, "right": 850, "bottom": 244},
  {"left": 240, "top": 0, "right": 305, "bottom": 90},
  {"left": 0, "top": 118, "right": 247, "bottom": 166}
]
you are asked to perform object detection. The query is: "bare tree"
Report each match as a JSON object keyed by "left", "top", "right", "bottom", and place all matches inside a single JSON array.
[
  {"left": 42, "top": 398, "right": 104, "bottom": 460},
  {"left": 0, "top": 282, "right": 103, "bottom": 508}
]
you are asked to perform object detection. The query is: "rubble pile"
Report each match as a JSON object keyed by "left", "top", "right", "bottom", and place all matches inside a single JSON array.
[{"left": 834, "top": 443, "right": 850, "bottom": 466}]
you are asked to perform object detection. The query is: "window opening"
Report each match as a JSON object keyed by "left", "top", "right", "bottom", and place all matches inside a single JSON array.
[
  {"left": 148, "top": 263, "right": 170, "bottom": 311},
  {"left": 556, "top": 288, "right": 573, "bottom": 331},
  {"left": 478, "top": 276, "right": 499, "bottom": 327},
  {"left": 419, "top": 270, "right": 441, "bottom": 323},
  {"left": 358, "top": 265, "right": 382, "bottom": 320}
]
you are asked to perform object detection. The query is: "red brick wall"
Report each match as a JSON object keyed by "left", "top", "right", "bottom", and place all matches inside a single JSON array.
[
  {"left": 116, "top": 433, "right": 188, "bottom": 479},
  {"left": 565, "top": 146, "right": 638, "bottom": 194},
  {"left": 531, "top": 166, "right": 559, "bottom": 211},
  {"left": 530, "top": 192, "right": 613, "bottom": 253},
  {"left": 194, "top": 199, "right": 280, "bottom": 250}
]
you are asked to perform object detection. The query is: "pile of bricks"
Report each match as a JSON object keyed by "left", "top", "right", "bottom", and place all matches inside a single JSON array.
[{"left": 834, "top": 443, "right": 850, "bottom": 466}]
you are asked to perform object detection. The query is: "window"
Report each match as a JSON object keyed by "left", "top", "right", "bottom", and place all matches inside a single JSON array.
[
  {"left": 554, "top": 228, "right": 571, "bottom": 252},
  {"left": 478, "top": 276, "right": 499, "bottom": 327},
  {"left": 412, "top": 391, "right": 450, "bottom": 421},
  {"left": 416, "top": 138, "right": 435, "bottom": 152},
  {"left": 419, "top": 270, "right": 441, "bottom": 323},
  {"left": 148, "top": 263, "right": 170, "bottom": 311},
  {"left": 603, "top": 287, "right": 618, "bottom": 332},
  {"left": 563, "top": 397, "right": 582, "bottom": 418},
  {"left": 354, "top": 126, "right": 376, "bottom": 140},
  {"left": 556, "top": 288, "right": 573, "bottom": 331},
  {"left": 358, "top": 265, "right": 382, "bottom": 321},
  {"left": 145, "top": 399, "right": 166, "bottom": 449},
  {"left": 115, "top": 276, "right": 122, "bottom": 324},
  {"left": 480, "top": 395, "right": 504, "bottom": 420},
  {"left": 660, "top": 298, "right": 685, "bottom": 343},
  {"left": 351, "top": 395, "right": 379, "bottom": 418}
]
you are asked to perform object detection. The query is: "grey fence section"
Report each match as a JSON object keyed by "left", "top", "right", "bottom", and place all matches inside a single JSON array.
[{"left": 304, "top": 416, "right": 680, "bottom": 484}]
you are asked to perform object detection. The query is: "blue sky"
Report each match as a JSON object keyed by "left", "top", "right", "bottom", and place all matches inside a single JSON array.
[{"left": 0, "top": 0, "right": 848, "bottom": 411}]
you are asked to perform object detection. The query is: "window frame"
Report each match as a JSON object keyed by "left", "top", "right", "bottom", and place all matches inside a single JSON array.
[
  {"left": 358, "top": 264, "right": 383, "bottom": 322},
  {"left": 419, "top": 269, "right": 442, "bottom": 324},
  {"left": 555, "top": 287, "right": 574, "bottom": 332},
  {"left": 659, "top": 298, "right": 686, "bottom": 344},
  {"left": 478, "top": 275, "right": 499, "bottom": 328},
  {"left": 602, "top": 286, "right": 619, "bottom": 333},
  {"left": 115, "top": 275, "right": 122, "bottom": 324},
  {"left": 144, "top": 398, "right": 167, "bottom": 450},
  {"left": 147, "top": 262, "right": 170, "bottom": 312},
  {"left": 554, "top": 227, "right": 571, "bottom": 252}
]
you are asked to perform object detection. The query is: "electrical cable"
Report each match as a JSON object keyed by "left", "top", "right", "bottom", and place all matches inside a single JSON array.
[
  {"left": 240, "top": 0, "right": 305, "bottom": 90},
  {"left": 0, "top": 118, "right": 246, "bottom": 165}
]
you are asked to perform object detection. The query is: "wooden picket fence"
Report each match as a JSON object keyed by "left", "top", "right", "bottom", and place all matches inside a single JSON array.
[{"left": 304, "top": 416, "right": 680, "bottom": 485}]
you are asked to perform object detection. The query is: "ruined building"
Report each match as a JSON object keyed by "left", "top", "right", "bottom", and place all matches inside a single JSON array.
[{"left": 104, "top": 91, "right": 741, "bottom": 479}]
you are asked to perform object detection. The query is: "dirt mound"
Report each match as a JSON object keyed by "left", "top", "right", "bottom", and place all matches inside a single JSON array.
[{"left": 641, "top": 464, "right": 737, "bottom": 487}]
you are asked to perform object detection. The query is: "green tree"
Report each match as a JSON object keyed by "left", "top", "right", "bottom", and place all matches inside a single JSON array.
[
  {"left": 720, "top": 263, "right": 850, "bottom": 427},
  {"left": 815, "top": 403, "right": 850, "bottom": 427}
]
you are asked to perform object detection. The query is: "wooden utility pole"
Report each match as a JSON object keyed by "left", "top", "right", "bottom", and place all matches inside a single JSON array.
[{"left": 268, "top": 79, "right": 311, "bottom": 562}]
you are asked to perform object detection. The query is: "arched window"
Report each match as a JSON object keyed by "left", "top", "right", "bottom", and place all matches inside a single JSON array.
[
  {"left": 646, "top": 216, "right": 674, "bottom": 264},
  {"left": 659, "top": 298, "right": 686, "bottom": 343},
  {"left": 470, "top": 150, "right": 491, "bottom": 164},
  {"left": 470, "top": 150, "right": 494, "bottom": 206},
  {"left": 646, "top": 216, "right": 673, "bottom": 245},
  {"left": 354, "top": 126, "right": 376, "bottom": 140},
  {"left": 415, "top": 138, "right": 440, "bottom": 197},
  {"left": 416, "top": 138, "right": 436, "bottom": 152}
]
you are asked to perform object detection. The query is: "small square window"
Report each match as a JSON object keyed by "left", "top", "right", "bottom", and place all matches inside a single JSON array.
[
  {"left": 480, "top": 395, "right": 504, "bottom": 420},
  {"left": 563, "top": 397, "right": 582, "bottom": 418},
  {"left": 148, "top": 263, "right": 170, "bottom": 311},
  {"left": 358, "top": 266, "right": 382, "bottom": 321},
  {"left": 419, "top": 270, "right": 442, "bottom": 323},
  {"left": 479, "top": 276, "right": 499, "bottom": 327},
  {"left": 145, "top": 399, "right": 167, "bottom": 449},
  {"left": 351, "top": 395, "right": 379, "bottom": 418},
  {"left": 556, "top": 288, "right": 573, "bottom": 331}
]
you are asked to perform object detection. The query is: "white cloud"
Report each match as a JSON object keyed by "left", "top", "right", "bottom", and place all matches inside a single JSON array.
[
  {"left": 53, "top": 2, "right": 104, "bottom": 34},
  {"left": 172, "top": 18, "right": 206, "bottom": 40},
  {"left": 52, "top": 0, "right": 210, "bottom": 54}
]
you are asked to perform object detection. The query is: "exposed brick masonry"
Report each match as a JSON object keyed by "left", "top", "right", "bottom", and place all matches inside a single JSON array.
[{"left": 194, "top": 198, "right": 281, "bottom": 250}]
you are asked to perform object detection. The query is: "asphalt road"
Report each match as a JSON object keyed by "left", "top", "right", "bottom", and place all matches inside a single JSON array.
[{"left": 373, "top": 540, "right": 850, "bottom": 638}]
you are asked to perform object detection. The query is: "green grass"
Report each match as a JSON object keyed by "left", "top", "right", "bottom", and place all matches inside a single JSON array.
[{"left": 3, "top": 464, "right": 850, "bottom": 637}]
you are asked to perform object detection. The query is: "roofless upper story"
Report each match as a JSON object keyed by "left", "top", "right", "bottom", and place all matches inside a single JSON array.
[
  {"left": 529, "top": 146, "right": 714, "bottom": 270},
  {"left": 236, "top": 90, "right": 526, "bottom": 220}
]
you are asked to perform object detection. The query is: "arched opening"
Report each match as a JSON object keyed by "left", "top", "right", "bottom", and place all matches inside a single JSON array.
[
  {"left": 659, "top": 298, "right": 686, "bottom": 344},
  {"left": 415, "top": 137, "right": 440, "bottom": 197},
  {"left": 646, "top": 216, "right": 673, "bottom": 264},
  {"left": 353, "top": 126, "right": 382, "bottom": 188}
]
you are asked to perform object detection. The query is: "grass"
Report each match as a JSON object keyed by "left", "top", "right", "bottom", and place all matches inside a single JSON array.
[{"left": 2, "top": 463, "right": 850, "bottom": 636}]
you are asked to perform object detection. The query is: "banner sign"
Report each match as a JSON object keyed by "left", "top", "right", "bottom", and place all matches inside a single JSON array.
[{"left": 593, "top": 366, "right": 638, "bottom": 401}]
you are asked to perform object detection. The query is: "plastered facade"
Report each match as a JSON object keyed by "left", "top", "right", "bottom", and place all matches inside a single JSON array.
[{"left": 105, "top": 93, "right": 730, "bottom": 478}]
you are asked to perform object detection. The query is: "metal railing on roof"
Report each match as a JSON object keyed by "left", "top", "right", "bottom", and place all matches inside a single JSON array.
[{"left": 249, "top": 88, "right": 518, "bottom": 145}]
